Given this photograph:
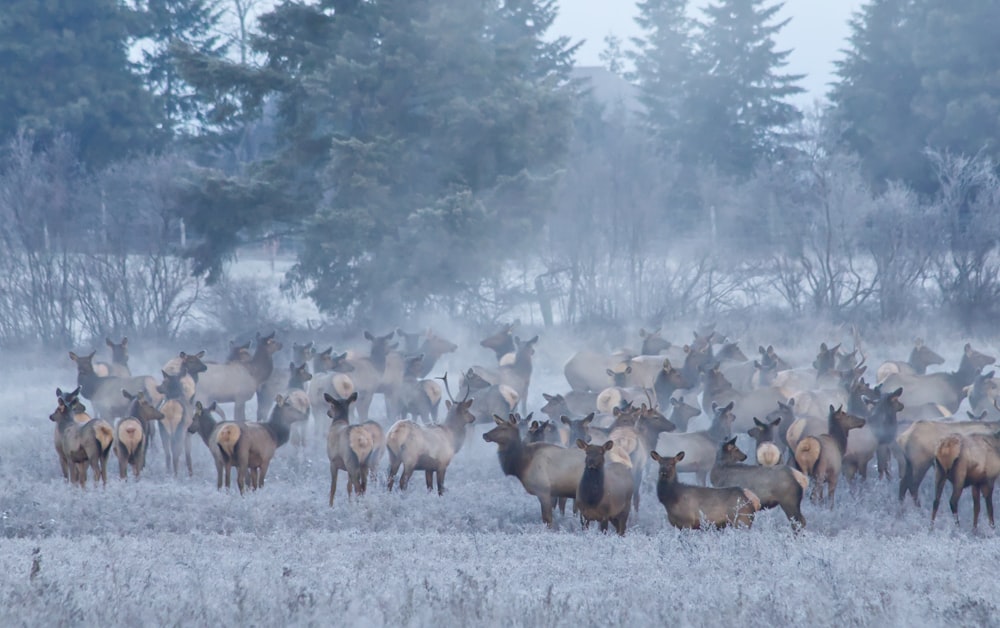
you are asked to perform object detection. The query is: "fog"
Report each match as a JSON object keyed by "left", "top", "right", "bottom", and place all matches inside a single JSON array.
[{"left": 3, "top": 0, "right": 1000, "bottom": 625}]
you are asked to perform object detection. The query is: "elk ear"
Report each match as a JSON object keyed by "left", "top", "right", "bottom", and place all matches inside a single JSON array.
[
  {"left": 445, "top": 400, "right": 454, "bottom": 411},
  {"left": 670, "top": 397, "right": 680, "bottom": 407},
  {"left": 891, "top": 387, "right": 903, "bottom": 398},
  {"left": 968, "top": 411, "right": 977, "bottom": 419},
  {"left": 753, "top": 417, "right": 766, "bottom": 428},
  {"left": 347, "top": 392, "right": 358, "bottom": 404},
  {"left": 726, "top": 437, "right": 738, "bottom": 446},
  {"left": 650, "top": 450, "right": 661, "bottom": 461},
  {"left": 560, "top": 415, "right": 571, "bottom": 425},
  {"left": 675, "top": 451, "right": 685, "bottom": 462},
  {"left": 829, "top": 404, "right": 836, "bottom": 415},
  {"left": 625, "top": 365, "right": 632, "bottom": 374},
  {"left": 106, "top": 337, "right": 113, "bottom": 347},
  {"left": 324, "top": 393, "right": 336, "bottom": 403},
  {"left": 209, "top": 402, "right": 217, "bottom": 411},
  {"left": 543, "top": 393, "right": 553, "bottom": 401},
  {"left": 758, "top": 346, "right": 766, "bottom": 355},
  {"left": 493, "top": 415, "right": 506, "bottom": 426},
  {"left": 582, "top": 412, "right": 594, "bottom": 426},
  {"left": 748, "top": 427, "right": 761, "bottom": 439},
  {"left": 576, "top": 439, "right": 588, "bottom": 450},
  {"left": 724, "top": 401, "right": 734, "bottom": 412},
  {"left": 603, "top": 440, "right": 615, "bottom": 452},
  {"left": 69, "top": 352, "right": 78, "bottom": 361},
  {"left": 122, "top": 389, "right": 133, "bottom": 400},
  {"left": 524, "top": 412, "right": 533, "bottom": 422},
  {"left": 196, "top": 401, "right": 204, "bottom": 411},
  {"left": 530, "top": 420, "right": 540, "bottom": 429},
  {"left": 606, "top": 369, "right": 615, "bottom": 377},
  {"left": 364, "top": 331, "right": 374, "bottom": 341},
  {"left": 771, "top": 417, "right": 782, "bottom": 426},
  {"left": 289, "top": 361, "right": 296, "bottom": 370},
  {"left": 195, "top": 350, "right": 205, "bottom": 358}
]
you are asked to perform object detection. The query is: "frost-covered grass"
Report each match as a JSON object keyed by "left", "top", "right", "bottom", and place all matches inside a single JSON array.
[{"left": 5, "top": 329, "right": 1000, "bottom": 626}]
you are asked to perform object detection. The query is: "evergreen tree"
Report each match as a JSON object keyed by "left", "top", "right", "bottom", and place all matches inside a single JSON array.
[
  {"left": 175, "top": 0, "right": 578, "bottom": 318},
  {"left": 629, "top": 0, "right": 698, "bottom": 159},
  {"left": 691, "top": 0, "right": 805, "bottom": 175},
  {"left": 139, "top": 0, "right": 229, "bottom": 135},
  {"left": 0, "top": 0, "right": 161, "bottom": 168},
  {"left": 832, "top": 1, "right": 1000, "bottom": 193}
]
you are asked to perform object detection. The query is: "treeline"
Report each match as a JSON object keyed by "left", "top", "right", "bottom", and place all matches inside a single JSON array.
[{"left": 2, "top": 0, "right": 1000, "bottom": 346}]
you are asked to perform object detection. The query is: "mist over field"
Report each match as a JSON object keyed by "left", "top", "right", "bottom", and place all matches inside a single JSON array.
[{"left": 5, "top": 0, "right": 1000, "bottom": 625}]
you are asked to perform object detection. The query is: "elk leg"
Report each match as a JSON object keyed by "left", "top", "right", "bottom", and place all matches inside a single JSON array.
[
  {"left": 599, "top": 520, "right": 609, "bottom": 533},
  {"left": 828, "top": 473, "right": 837, "bottom": 508},
  {"left": 898, "top": 459, "right": 914, "bottom": 503},
  {"left": 425, "top": 470, "right": 434, "bottom": 491},
  {"left": 157, "top": 422, "right": 171, "bottom": 473},
  {"left": 184, "top": 432, "right": 193, "bottom": 477},
  {"left": 539, "top": 496, "right": 555, "bottom": 527},
  {"left": 118, "top": 448, "right": 128, "bottom": 480},
  {"left": 949, "top": 482, "right": 963, "bottom": 524},
  {"left": 985, "top": 482, "right": 996, "bottom": 527},
  {"left": 399, "top": 465, "right": 414, "bottom": 491},
  {"left": 387, "top": 456, "right": 401, "bottom": 491},
  {"left": 910, "top": 461, "right": 932, "bottom": 507},
  {"left": 876, "top": 445, "right": 890, "bottom": 480},
  {"left": 971, "top": 484, "right": 982, "bottom": 529},
  {"left": 436, "top": 467, "right": 446, "bottom": 496},
  {"left": 234, "top": 402, "right": 246, "bottom": 423},
  {"left": 215, "top": 459, "right": 224, "bottom": 490},
  {"left": 931, "top": 465, "right": 948, "bottom": 523},
  {"left": 329, "top": 464, "right": 338, "bottom": 507},
  {"left": 557, "top": 497, "right": 566, "bottom": 516}
]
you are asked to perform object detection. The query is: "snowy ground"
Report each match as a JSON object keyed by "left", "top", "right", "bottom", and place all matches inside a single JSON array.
[{"left": 4, "top": 277, "right": 1000, "bottom": 624}]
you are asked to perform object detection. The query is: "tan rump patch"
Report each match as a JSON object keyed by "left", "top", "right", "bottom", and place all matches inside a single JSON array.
[
  {"left": 756, "top": 442, "right": 781, "bottom": 466},
  {"left": 794, "top": 437, "right": 821, "bottom": 475},
  {"left": 498, "top": 352, "right": 516, "bottom": 367},
  {"left": 596, "top": 387, "right": 623, "bottom": 415},
  {"left": 95, "top": 420, "right": 115, "bottom": 452},
  {"left": 422, "top": 380, "right": 442, "bottom": 407},
  {"left": 117, "top": 419, "right": 142, "bottom": 453},
  {"left": 333, "top": 374, "right": 355, "bottom": 399},
  {"left": 349, "top": 427, "right": 375, "bottom": 462},
  {"left": 217, "top": 424, "right": 241, "bottom": 457},
  {"left": 790, "top": 468, "right": 809, "bottom": 490},
  {"left": 742, "top": 489, "right": 762, "bottom": 511},
  {"left": 606, "top": 446, "right": 633, "bottom": 468},
  {"left": 935, "top": 435, "right": 963, "bottom": 473},
  {"left": 499, "top": 385, "right": 519, "bottom": 410}
]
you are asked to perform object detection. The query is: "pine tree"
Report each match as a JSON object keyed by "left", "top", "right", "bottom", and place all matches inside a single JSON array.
[
  {"left": 139, "top": 0, "right": 229, "bottom": 136},
  {"left": 0, "top": 0, "right": 161, "bottom": 168},
  {"left": 629, "top": 0, "right": 698, "bottom": 159},
  {"left": 691, "top": 0, "right": 805, "bottom": 175}
]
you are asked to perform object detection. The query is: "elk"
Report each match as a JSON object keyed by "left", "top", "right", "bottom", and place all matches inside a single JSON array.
[
  {"left": 876, "top": 338, "right": 946, "bottom": 383},
  {"left": 560, "top": 413, "right": 604, "bottom": 446},
  {"left": 654, "top": 401, "right": 737, "bottom": 485},
  {"left": 50, "top": 388, "right": 114, "bottom": 488},
  {"left": 186, "top": 401, "right": 241, "bottom": 490},
  {"left": 462, "top": 368, "right": 519, "bottom": 427},
  {"left": 483, "top": 414, "right": 585, "bottom": 527},
  {"left": 94, "top": 337, "right": 131, "bottom": 377},
  {"left": 161, "top": 350, "right": 209, "bottom": 407},
  {"left": 932, "top": 430, "right": 1000, "bottom": 528},
  {"left": 748, "top": 416, "right": 783, "bottom": 466},
  {"left": 651, "top": 450, "right": 760, "bottom": 529},
  {"left": 480, "top": 322, "right": 517, "bottom": 362},
  {"left": 292, "top": 341, "right": 317, "bottom": 365},
  {"left": 385, "top": 374, "right": 476, "bottom": 494},
  {"left": 711, "top": 438, "right": 808, "bottom": 528},
  {"left": 527, "top": 420, "right": 568, "bottom": 446},
  {"left": 284, "top": 362, "right": 314, "bottom": 450},
  {"left": 69, "top": 351, "right": 162, "bottom": 419},
  {"left": 308, "top": 348, "right": 356, "bottom": 434},
  {"left": 880, "top": 343, "right": 995, "bottom": 414},
  {"left": 114, "top": 390, "right": 166, "bottom": 479},
  {"left": 772, "top": 342, "right": 843, "bottom": 394},
  {"left": 499, "top": 335, "right": 538, "bottom": 414},
  {"left": 406, "top": 329, "right": 459, "bottom": 378},
  {"left": 721, "top": 345, "right": 783, "bottom": 391},
  {"left": 51, "top": 388, "right": 94, "bottom": 479},
  {"left": 233, "top": 394, "right": 308, "bottom": 493},
  {"left": 398, "top": 354, "right": 441, "bottom": 423},
  {"left": 575, "top": 440, "right": 633, "bottom": 535},
  {"left": 793, "top": 405, "right": 867, "bottom": 506},
  {"left": 155, "top": 369, "right": 196, "bottom": 476},
  {"left": 607, "top": 402, "right": 677, "bottom": 511},
  {"left": 326, "top": 392, "right": 377, "bottom": 506},
  {"left": 342, "top": 330, "right": 400, "bottom": 421},
  {"left": 967, "top": 371, "right": 1000, "bottom": 419},
  {"left": 700, "top": 363, "right": 786, "bottom": 431},
  {"left": 666, "top": 396, "right": 701, "bottom": 432},
  {"left": 190, "top": 333, "right": 283, "bottom": 422},
  {"left": 896, "top": 411, "right": 999, "bottom": 504}
]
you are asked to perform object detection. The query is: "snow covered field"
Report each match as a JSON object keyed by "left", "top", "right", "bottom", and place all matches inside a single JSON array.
[{"left": 4, "top": 315, "right": 1000, "bottom": 625}]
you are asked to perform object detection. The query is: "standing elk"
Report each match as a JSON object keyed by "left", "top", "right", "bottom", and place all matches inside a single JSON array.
[
  {"left": 94, "top": 337, "right": 131, "bottom": 378},
  {"left": 654, "top": 401, "right": 737, "bottom": 485},
  {"left": 114, "top": 390, "right": 166, "bottom": 479},
  {"left": 191, "top": 332, "right": 283, "bottom": 422},
  {"left": 385, "top": 375, "right": 476, "bottom": 495},
  {"left": 187, "top": 401, "right": 241, "bottom": 490},
  {"left": 932, "top": 430, "right": 1000, "bottom": 528},
  {"left": 480, "top": 322, "right": 517, "bottom": 362},
  {"left": 285, "top": 362, "right": 313, "bottom": 450},
  {"left": 880, "top": 343, "right": 995, "bottom": 414},
  {"left": 876, "top": 338, "right": 946, "bottom": 383},
  {"left": 575, "top": 440, "right": 634, "bottom": 535},
  {"left": 650, "top": 450, "right": 760, "bottom": 530},
  {"left": 50, "top": 387, "right": 114, "bottom": 488},
  {"left": 483, "top": 414, "right": 585, "bottom": 527},
  {"left": 793, "top": 405, "right": 867, "bottom": 506},
  {"left": 325, "top": 392, "right": 376, "bottom": 506},
  {"left": 155, "top": 369, "right": 196, "bottom": 476},
  {"left": 69, "top": 351, "right": 162, "bottom": 419},
  {"left": 234, "top": 394, "right": 309, "bottom": 493},
  {"left": 711, "top": 438, "right": 808, "bottom": 528}
]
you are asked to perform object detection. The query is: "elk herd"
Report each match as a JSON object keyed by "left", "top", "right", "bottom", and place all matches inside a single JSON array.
[{"left": 41, "top": 323, "right": 1000, "bottom": 536}]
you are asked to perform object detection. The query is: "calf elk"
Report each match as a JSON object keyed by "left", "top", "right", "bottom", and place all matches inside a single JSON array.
[
  {"left": 326, "top": 392, "right": 376, "bottom": 506},
  {"left": 187, "top": 401, "right": 241, "bottom": 490},
  {"left": 114, "top": 391, "right": 166, "bottom": 479},
  {"left": 793, "top": 405, "right": 866, "bottom": 506},
  {"left": 50, "top": 388, "right": 114, "bottom": 488},
  {"left": 234, "top": 394, "right": 308, "bottom": 493}
]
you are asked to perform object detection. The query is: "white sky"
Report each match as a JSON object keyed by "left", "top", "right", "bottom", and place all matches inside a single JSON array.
[{"left": 552, "top": 0, "right": 865, "bottom": 105}]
